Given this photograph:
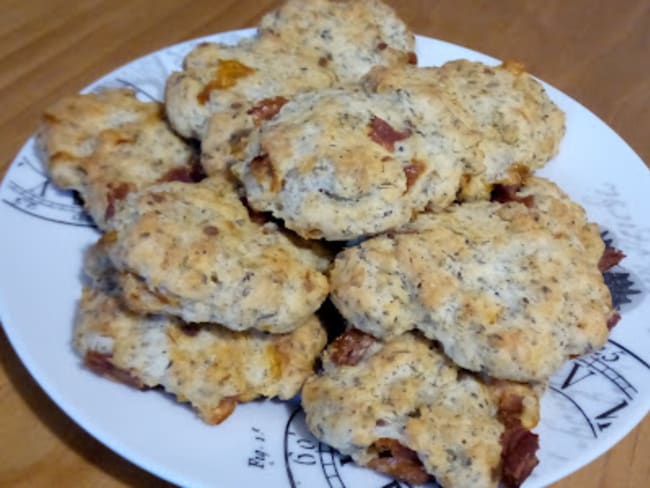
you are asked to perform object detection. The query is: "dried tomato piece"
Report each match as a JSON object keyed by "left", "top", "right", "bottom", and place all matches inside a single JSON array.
[
  {"left": 368, "top": 438, "right": 431, "bottom": 485},
  {"left": 496, "top": 392, "right": 540, "bottom": 488},
  {"left": 406, "top": 51, "right": 418, "bottom": 65},
  {"left": 607, "top": 312, "right": 621, "bottom": 330},
  {"left": 157, "top": 160, "right": 206, "bottom": 184},
  {"left": 368, "top": 116, "right": 411, "bottom": 152},
  {"left": 247, "top": 96, "right": 288, "bottom": 125},
  {"left": 104, "top": 182, "right": 133, "bottom": 221},
  {"left": 499, "top": 422, "right": 539, "bottom": 488},
  {"left": 328, "top": 329, "right": 375, "bottom": 366},
  {"left": 598, "top": 247, "right": 625, "bottom": 272},
  {"left": 84, "top": 351, "right": 145, "bottom": 389},
  {"left": 403, "top": 160, "right": 426, "bottom": 191}
]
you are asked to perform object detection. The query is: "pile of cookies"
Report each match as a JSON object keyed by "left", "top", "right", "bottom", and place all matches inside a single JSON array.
[{"left": 37, "top": 1, "right": 620, "bottom": 487}]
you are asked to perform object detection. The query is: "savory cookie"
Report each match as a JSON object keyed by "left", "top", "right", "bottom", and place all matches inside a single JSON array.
[
  {"left": 365, "top": 60, "right": 565, "bottom": 199},
  {"left": 37, "top": 88, "right": 198, "bottom": 230},
  {"left": 165, "top": 35, "right": 336, "bottom": 150},
  {"left": 232, "top": 87, "right": 482, "bottom": 240},
  {"left": 103, "top": 176, "right": 331, "bottom": 333},
  {"left": 509, "top": 177, "right": 604, "bottom": 264},
  {"left": 302, "top": 331, "right": 541, "bottom": 487},
  {"left": 258, "top": 0, "right": 417, "bottom": 83},
  {"left": 74, "top": 286, "right": 326, "bottom": 425},
  {"left": 331, "top": 178, "right": 613, "bottom": 381}
]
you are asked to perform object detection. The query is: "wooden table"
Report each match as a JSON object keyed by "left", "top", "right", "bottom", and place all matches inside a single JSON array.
[{"left": 1, "top": 1, "right": 648, "bottom": 486}]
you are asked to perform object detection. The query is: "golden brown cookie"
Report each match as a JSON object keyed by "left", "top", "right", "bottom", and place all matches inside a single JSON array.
[
  {"left": 74, "top": 285, "right": 326, "bottom": 425},
  {"left": 258, "top": 0, "right": 417, "bottom": 83},
  {"left": 233, "top": 87, "right": 482, "bottom": 240},
  {"left": 37, "top": 88, "right": 198, "bottom": 230},
  {"left": 302, "top": 331, "right": 542, "bottom": 487},
  {"left": 165, "top": 35, "right": 337, "bottom": 150},
  {"left": 365, "top": 60, "right": 565, "bottom": 199},
  {"left": 331, "top": 177, "right": 613, "bottom": 381},
  {"left": 103, "top": 176, "right": 330, "bottom": 332}
]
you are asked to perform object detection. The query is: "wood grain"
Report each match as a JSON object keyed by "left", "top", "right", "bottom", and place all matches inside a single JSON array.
[{"left": 0, "top": 1, "right": 648, "bottom": 487}]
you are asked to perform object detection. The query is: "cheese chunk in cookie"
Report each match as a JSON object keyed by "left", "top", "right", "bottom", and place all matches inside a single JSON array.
[
  {"left": 331, "top": 177, "right": 613, "bottom": 381},
  {"left": 258, "top": 0, "right": 417, "bottom": 83},
  {"left": 233, "top": 87, "right": 482, "bottom": 240},
  {"left": 103, "top": 176, "right": 330, "bottom": 332},
  {"left": 37, "top": 88, "right": 199, "bottom": 229},
  {"left": 75, "top": 285, "right": 326, "bottom": 425},
  {"left": 302, "top": 331, "right": 542, "bottom": 487},
  {"left": 165, "top": 35, "right": 337, "bottom": 150},
  {"left": 365, "top": 60, "right": 565, "bottom": 199}
]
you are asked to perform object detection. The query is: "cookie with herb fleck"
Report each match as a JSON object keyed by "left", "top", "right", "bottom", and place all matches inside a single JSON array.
[
  {"left": 365, "top": 60, "right": 565, "bottom": 199},
  {"left": 302, "top": 331, "right": 541, "bottom": 487},
  {"left": 165, "top": 35, "right": 336, "bottom": 174},
  {"left": 75, "top": 285, "right": 326, "bottom": 425},
  {"left": 331, "top": 177, "right": 613, "bottom": 381},
  {"left": 232, "top": 87, "right": 482, "bottom": 240},
  {"left": 102, "top": 176, "right": 330, "bottom": 333},
  {"left": 259, "top": 0, "right": 417, "bottom": 83},
  {"left": 37, "top": 88, "right": 199, "bottom": 230}
]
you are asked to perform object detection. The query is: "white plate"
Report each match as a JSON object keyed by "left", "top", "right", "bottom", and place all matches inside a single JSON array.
[{"left": 1, "top": 29, "right": 649, "bottom": 488}]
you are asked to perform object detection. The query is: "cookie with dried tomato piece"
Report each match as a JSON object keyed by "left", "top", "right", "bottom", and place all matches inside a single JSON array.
[
  {"left": 259, "top": 0, "right": 417, "bottom": 83},
  {"left": 365, "top": 60, "right": 565, "bottom": 199},
  {"left": 102, "top": 176, "right": 330, "bottom": 332},
  {"left": 74, "top": 285, "right": 326, "bottom": 425},
  {"left": 302, "top": 331, "right": 542, "bottom": 487},
  {"left": 232, "top": 87, "right": 482, "bottom": 240},
  {"left": 165, "top": 35, "right": 336, "bottom": 160},
  {"left": 331, "top": 180, "right": 614, "bottom": 381},
  {"left": 36, "top": 88, "right": 199, "bottom": 230}
]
